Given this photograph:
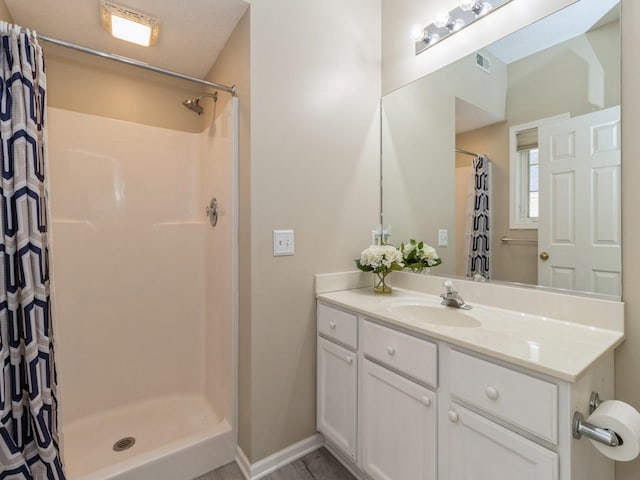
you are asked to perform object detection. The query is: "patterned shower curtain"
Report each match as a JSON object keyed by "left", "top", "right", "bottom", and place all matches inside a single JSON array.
[
  {"left": 0, "top": 23, "right": 66, "bottom": 479},
  {"left": 463, "top": 155, "right": 490, "bottom": 279}
]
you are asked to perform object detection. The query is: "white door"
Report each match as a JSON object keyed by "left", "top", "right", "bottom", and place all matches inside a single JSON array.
[
  {"left": 317, "top": 337, "right": 357, "bottom": 460},
  {"left": 361, "top": 360, "right": 437, "bottom": 480},
  {"left": 448, "top": 405, "right": 558, "bottom": 480},
  {"left": 538, "top": 106, "right": 621, "bottom": 295}
]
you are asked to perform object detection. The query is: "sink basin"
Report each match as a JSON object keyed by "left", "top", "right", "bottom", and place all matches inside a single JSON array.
[{"left": 386, "top": 301, "right": 482, "bottom": 328}]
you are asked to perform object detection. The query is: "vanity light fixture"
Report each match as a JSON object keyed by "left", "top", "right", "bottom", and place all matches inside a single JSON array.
[
  {"left": 100, "top": 1, "right": 160, "bottom": 47},
  {"left": 411, "top": 0, "right": 513, "bottom": 55}
]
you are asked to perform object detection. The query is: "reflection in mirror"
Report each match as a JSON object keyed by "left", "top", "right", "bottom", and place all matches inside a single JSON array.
[{"left": 381, "top": 0, "right": 621, "bottom": 298}]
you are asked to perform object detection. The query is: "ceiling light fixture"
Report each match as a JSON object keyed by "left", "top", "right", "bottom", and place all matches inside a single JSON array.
[
  {"left": 100, "top": 1, "right": 159, "bottom": 47},
  {"left": 411, "top": 0, "right": 513, "bottom": 55}
]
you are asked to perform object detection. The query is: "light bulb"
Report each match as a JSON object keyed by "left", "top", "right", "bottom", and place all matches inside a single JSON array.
[
  {"left": 433, "top": 10, "right": 451, "bottom": 29},
  {"left": 450, "top": 18, "right": 465, "bottom": 32},
  {"left": 428, "top": 33, "right": 441, "bottom": 44},
  {"left": 459, "top": 0, "right": 478, "bottom": 11},
  {"left": 409, "top": 23, "right": 427, "bottom": 42},
  {"left": 478, "top": 2, "right": 493, "bottom": 15}
]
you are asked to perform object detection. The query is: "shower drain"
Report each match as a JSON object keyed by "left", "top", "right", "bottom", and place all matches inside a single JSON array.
[{"left": 112, "top": 437, "right": 136, "bottom": 452}]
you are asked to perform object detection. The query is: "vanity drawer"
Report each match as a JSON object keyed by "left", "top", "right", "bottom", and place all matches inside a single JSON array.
[
  {"left": 317, "top": 303, "right": 358, "bottom": 349},
  {"left": 362, "top": 320, "right": 437, "bottom": 388},
  {"left": 449, "top": 350, "right": 558, "bottom": 444}
]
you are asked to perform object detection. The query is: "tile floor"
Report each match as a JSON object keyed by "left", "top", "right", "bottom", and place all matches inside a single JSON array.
[{"left": 194, "top": 447, "right": 356, "bottom": 480}]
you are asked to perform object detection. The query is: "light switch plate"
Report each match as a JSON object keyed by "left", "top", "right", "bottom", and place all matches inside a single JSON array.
[
  {"left": 273, "top": 229, "right": 294, "bottom": 256},
  {"left": 438, "top": 229, "right": 448, "bottom": 247}
]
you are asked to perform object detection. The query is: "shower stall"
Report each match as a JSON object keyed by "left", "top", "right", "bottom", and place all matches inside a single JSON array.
[{"left": 47, "top": 97, "right": 238, "bottom": 479}]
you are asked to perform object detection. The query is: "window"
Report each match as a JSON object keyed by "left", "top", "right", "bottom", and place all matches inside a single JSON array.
[
  {"left": 509, "top": 115, "right": 569, "bottom": 229},
  {"left": 519, "top": 147, "right": 539, "bottom": 221}
]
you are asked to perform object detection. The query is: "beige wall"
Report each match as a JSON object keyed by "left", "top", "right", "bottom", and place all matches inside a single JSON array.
[
  {"left": 383, "top": 1, "right": 640, "bottom": 478},
  {"left": 246, "top": 0, "right": 381, "bottom": 461},
  {"left": 201, "top": 9, "right": 253, "bottom": 456},
  {"left": 0, "top": 0, "right": 11, "bottom": 21},
  {"left": 42, "top": 44, "right": 204, "bottom": 133},
  {"left": 617, "top": 2, "right": 640, "bottom": 477}
]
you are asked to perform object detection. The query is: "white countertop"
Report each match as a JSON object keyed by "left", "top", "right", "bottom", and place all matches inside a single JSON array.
[{"left": 317, "top": 287, "right": 624, "bottom": 382}]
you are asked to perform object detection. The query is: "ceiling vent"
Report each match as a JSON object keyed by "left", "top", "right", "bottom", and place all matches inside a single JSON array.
[{"left": 475, "top": 52, "right": 491, "bottom": 73}]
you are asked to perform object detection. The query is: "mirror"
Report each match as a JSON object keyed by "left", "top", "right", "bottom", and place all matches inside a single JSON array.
[{"left": 381, "top": 0, "right": 621, "bottom": 298}]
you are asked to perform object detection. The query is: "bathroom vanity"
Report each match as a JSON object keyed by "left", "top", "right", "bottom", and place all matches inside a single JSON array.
[{"left": 315, "top": 273, "right": 624, "bottom": 480}]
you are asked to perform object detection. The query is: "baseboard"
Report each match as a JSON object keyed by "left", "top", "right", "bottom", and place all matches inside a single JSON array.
[
  {"left": 235, "top": 446, "right": 251, "bottom": 480},
  {"left": 235, "top": 434, "right": 323, "bottom": 480}
]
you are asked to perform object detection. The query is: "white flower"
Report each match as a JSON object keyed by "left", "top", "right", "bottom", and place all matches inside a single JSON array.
[
  {"left": 418, "top": 245, "right": 439, "bottom": 261},
  {"left": 359, "top": 245, "right": 403, "bottom": 272},
  {"left": 399, "top": 239, "right": 442, "bottom": 271}
]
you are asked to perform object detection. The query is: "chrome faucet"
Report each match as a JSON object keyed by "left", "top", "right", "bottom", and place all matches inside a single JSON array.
[{"left": 440, "top": 280, "right": 472, "bottom": 310}]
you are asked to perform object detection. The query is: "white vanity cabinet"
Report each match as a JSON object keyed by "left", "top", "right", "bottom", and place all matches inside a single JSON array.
[
  {"left": 360, "top": 319, "right": 438, "bottom": 480},
  {"left": 447, "top": 404, "right": 559, "bottom": 480},
  {"left": 445, "top": 349, "right": 560, "bottom": 479},
  {"left": 316, "top": 299, "right": 616, "bottom": 480},
  {"left": 361, "top": 359, "right": 437, "bottom": 480},
  {"left": 317, "top": 304, "right": 358, "bottom": 460}
]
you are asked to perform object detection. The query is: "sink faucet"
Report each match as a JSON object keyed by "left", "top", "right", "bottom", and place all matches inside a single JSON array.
[{"left": 440, "top": 280, "right": 472, "bottom": 310}]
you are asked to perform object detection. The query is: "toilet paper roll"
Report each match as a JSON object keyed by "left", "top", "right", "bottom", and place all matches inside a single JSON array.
[{"left": 586, "top": 400, "right": 640, "bottom": 461}]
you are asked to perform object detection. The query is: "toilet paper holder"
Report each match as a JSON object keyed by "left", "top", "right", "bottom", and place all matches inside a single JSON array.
[{"left": 573, "top": 392, "right": 622, "bottom": 447}]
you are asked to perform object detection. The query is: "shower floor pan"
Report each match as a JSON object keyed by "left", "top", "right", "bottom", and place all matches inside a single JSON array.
[{"left": 62, "top": 395, "right": 234, "bottom": 480}]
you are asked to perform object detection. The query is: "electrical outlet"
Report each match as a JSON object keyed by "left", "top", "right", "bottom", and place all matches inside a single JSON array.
[
  {"left": 438, "top": 229, "right": 448, "bottom": 247},
  {"left": 273, "top": 230, "right": 294, "bottom": 256}
]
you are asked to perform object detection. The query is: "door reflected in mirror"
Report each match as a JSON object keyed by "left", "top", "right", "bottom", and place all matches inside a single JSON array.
[{"left": 381, "top": 0, "right": 621, "bottom": 298}]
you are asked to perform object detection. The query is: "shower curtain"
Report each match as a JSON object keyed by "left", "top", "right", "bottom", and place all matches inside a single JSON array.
[
  {"left": 463, "top": 155, "right": 490, "bottom": 279},
  {"left": 0, "top": 24, "right": 66, "bottom": 479}
]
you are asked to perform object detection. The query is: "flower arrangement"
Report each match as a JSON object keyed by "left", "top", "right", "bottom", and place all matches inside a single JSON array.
[
  {"left": 355, "top": 244, "right": 404, "bottom": 294},
  {"left": 400, "top": 239, "right": 442, "bottom": 273}
]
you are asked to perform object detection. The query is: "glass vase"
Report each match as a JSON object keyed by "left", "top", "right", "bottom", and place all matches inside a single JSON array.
[{"left": 373, "top": 271, "right": 392, "bottom": 294}]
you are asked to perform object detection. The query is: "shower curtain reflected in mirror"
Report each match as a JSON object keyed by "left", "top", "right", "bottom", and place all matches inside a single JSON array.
[
  {"left": 463, "top": 155, "right": 491, "bottom": 279},
  {"left": 0, "top": 23, "right": 66, "bottom": 479}
]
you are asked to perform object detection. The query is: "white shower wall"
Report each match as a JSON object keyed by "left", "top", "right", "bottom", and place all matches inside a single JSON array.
[{"left": 46, "top": 104, "right": 236, "bottom": 478}]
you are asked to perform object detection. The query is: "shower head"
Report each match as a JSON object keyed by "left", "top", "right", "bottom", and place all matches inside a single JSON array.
[
  {"left": 182, "top": 98, "right": 204, "bottom": 115},
  {"left": 182, "top": 92, "right": 218, "bottom": 115}
]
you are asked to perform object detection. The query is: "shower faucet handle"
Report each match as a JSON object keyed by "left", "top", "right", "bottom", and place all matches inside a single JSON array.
[{"left": 206, "top": 197, "right": 218, "bottom": 227}]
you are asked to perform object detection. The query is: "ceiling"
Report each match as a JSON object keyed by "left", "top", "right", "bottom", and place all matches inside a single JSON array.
[
  {"left": 5, "top": 0, "right": 249, "bottom": 79},
  {"left": 485, "top": 0, "right": 619, "bottom": 64}
]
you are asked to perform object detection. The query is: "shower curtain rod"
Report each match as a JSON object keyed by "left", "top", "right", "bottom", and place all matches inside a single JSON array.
[
  {"left": 455, "top": 148, "right": 482, "bottom": 157},
  {"left": 35, "top": 32, "right": 236, "bottom": 96}
]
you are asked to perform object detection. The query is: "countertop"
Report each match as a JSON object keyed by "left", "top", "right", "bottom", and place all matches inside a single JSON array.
[{"left": 317, "top": 287, "right": 624, "bottom": 382}]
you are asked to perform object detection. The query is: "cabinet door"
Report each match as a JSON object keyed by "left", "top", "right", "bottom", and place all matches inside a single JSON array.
[
  {"left": 448, "top": 405, "right": 558, "bottom": 480},
  {"left": 361, "top": 359, "right": 437, "bottom": 480},
  {"left": 317, "top": 337, "right": 357, "bottom": 460}
]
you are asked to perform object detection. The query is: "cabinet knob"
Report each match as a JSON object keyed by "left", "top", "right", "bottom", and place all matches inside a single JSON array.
[
  {"left": 421, "top": 395, "right": 432, "bottom": 407},
  {"left": 386, "top": 346, "right": 396, "bottom": 356},
  {"left": 485, "top": 386, "right": 499, "bottom": 400},
  {"left": 448, "top": 410, "right": 459, "bottom": 423},
  {"left": 329, "top": 321, "right": 336, "bottom": 329},
  {"left": 346, "top": 355, "right": 353, "bottom": 364}
]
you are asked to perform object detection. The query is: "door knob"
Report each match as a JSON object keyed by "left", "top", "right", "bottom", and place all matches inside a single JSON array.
[{"left": 539, "top": 252, "right": 550, "bottom": 261}]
